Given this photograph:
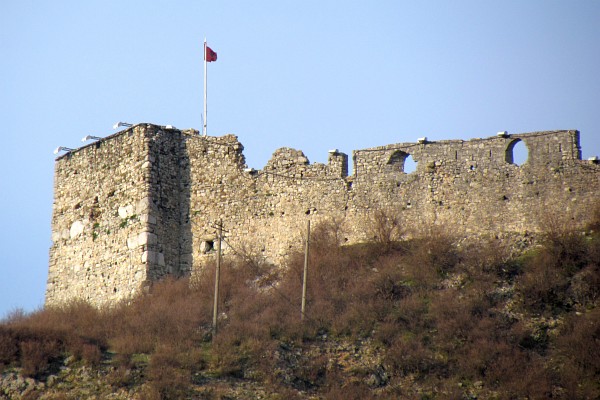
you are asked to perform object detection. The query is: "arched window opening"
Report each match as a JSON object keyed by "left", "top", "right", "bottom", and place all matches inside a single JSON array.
[
  {"left": 505, "top": 139, "right": 529, "bottom": 166},
  {"left": 388, "top": 150, "right": 406, "bottom": 168},
  {"left": 200, "top": 240, "right": 214, "bottom": 254},
  {"left": 388, "top": 150, "right": 417, "bottom": 173},
  {"left": 404, "top": 154, "right": 417, "bottom": 173}
]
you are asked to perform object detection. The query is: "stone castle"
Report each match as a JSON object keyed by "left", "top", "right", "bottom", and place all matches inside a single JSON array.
[{"left": 47, "top": 125, "right": 599, "bottom": 306}]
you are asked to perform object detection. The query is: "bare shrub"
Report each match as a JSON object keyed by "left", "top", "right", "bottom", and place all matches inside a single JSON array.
[
  {"left": 1, "top": 308, "right": 27, "bottom": 324},
  {"left": 459, "top": 237, "right": 519, "bottom": 281},
  {"left": 109, "top": 277, "right": 211, "bottom": 357},
  {"left": 538, "top": 205, "right": 576, "bottom": 237},
  {"left": 484, "top": 349, "right": 553, "bottom": 399},
  {"left": 453, "top": 316, "right": 508, "bottom": 381},
  {"left": 372, "top": 267, "right": 412, "bottom": 302},
  {"left": 518, "top": 249, "right": 571, "bottom": 315},
  {"left": 107, "top": 365, "right": 135, "bottom": 388},
  {"left": 276, "top": 220, "right": 361, "bottom": 335},
  {"left": 306, "top": 219, "right": 345, "bottom": 256},
  {"left": 393, "top": 293, "right": 431, "bottom": 332},
  {"left": 0, "top": 304, "right": 113, "bottom": 375},
  {"left": 546, "top": 232, "right": 590, "bottom": 275},
  {"left": 538, "top": 208, "right": 590, "bottom": 275},
  {"left": 108, "top": 334, "right": 152, "bottom": 365},
  {"left": 210, "top": 332, "right": 271, "bottom": 378},
  {"left": 431, "top": 290, "right": 479, "bottom": 349},
  {"left": 20, "top": 338, "right": 61, "bottom": 377},
  {"left": 57, "top": 301, "right": 109, "bottom": 344},
  {"left": 400, "top": 258, "right": 437, "bottom": 289},
  {"left": 291, "top": 354, "right": 328, "bottom": 390},
  {"left": 366, "top": 208, "right": 403, "bottom": 250},
  {"left": 557, "top": 357, "right": 600, "bottom": 400},
  {"left": 523, "top": 225, "right": 599, "bottom": 312},
  {"left": 0, "top": 326, "right": 18, "bottom": 366},
  {"left": 405, "top": 225, "right": 459, "bottom": 280},
  {"left": 554, "top": 308, "right": 600, "bottom": 376},
  {"left": 568, "top": 264, "right": 600, "bottom": 308},
  {"left": 323, "top": 377, "right": 373, "bottom": 399},
  {"left": 313, "top": 215, "right": 347, "bottom": 248},
  {"left": 200, "top": 257, "right": 285, "bottom": 377},
  {"left": 384, "top": 335, "right": 438, "bottom": 376},
  {"left": 25, "top": 301, "right": 107, "bottom": 344},
  {"left": 373, "top": 321, "right": 401, "bottom": 347},
  {"left": 226, "top": 239, "right": 280, "bottom": 290},
  {"left": 78, "top": 342, "right": 103, "bottom": 366},
  {"left": 137, "top": 385, "right": 161, "bottom": 400},
  {"left": 147, "top": 345, "right": 191, "bottom": 399}
]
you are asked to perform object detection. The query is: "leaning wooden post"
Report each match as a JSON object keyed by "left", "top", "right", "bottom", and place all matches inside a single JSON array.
[
  {"left": 212, "top": 219, "right": 223, "bottom": 338},
  {"left": 301, "top": 219, "right": 310, "bottom": 321}
]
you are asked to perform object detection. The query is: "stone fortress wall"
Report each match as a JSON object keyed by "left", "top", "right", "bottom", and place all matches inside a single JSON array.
[{"left": 47, "top": 124, "right": 600, "bottom": 306}]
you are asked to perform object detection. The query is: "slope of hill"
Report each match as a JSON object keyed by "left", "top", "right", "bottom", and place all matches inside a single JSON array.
[{"left": 2, "top": 213, "right": 599, "bottom": 399}]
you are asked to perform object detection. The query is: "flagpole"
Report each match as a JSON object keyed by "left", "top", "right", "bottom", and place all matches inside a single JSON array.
[{"left": 203, "top": 38, "right": 208, "bottom": 137}]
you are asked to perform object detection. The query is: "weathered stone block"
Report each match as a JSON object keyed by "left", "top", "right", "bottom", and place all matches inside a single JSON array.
[
  {"left": 141, "top": 250, "right": 155, "bottom": 264},
  {"left": 137, "top": 232, "right": 157, "bottom": 246},
  {"left": 140, "top": 214, "right": 157, "bottom": 224},
  {"left": 69, "top": 220, "right": 84, "bottom": 239},
  {"left": 136, "top": 197, "right": 153, "bottom": 214},
  {"left": 126, "top": 236, "right": 138, "bottom": 249},
  {"left": 118, "top": 205, "right": 134, "bottom": 218}
]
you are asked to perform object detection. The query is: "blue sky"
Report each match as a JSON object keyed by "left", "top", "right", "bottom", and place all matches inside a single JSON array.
[{"left": 1, "top": 1, "right": 599, "bottom": 318}]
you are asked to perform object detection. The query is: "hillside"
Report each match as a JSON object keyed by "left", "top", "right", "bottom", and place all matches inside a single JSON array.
[{"left": 2, "top": 214, "right": 599, "bottom": 399}]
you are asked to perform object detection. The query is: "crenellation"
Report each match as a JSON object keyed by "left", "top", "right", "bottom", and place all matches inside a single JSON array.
[{"left": 47, "top": 125, "right": 599, "bottom": 307}]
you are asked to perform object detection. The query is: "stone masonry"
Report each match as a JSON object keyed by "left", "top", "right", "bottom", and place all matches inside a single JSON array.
[{"left": 47, "top": 125, "right": 600, "bottom": 306}]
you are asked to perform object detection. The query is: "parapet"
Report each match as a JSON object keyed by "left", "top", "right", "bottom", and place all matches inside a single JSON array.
[{"left": 353, "top": 130, "right": 582, "bottom": 178}]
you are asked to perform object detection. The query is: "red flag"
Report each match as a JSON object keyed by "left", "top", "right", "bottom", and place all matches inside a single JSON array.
[{"left": 205, "top": 45, "right": 217, "bottom": 62}]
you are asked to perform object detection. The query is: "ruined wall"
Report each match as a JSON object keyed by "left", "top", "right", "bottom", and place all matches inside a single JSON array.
[
  {"left": 182, "top": 135, "right": 350, "bottom": 266},
  {"left": 47, "top": 126, "right": 600, "bottom": 306},
  {"left": 351, "top": 131, "right": 595, "bottom": 236}
]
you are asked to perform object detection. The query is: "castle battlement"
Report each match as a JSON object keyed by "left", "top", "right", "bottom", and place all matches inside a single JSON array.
[{"left": 47, "top": 124, "right": 599, "bottom": 306}]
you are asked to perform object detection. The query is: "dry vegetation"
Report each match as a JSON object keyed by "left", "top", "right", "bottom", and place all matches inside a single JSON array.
[{"left": 1, "top": 210, "right": 599, "bottom": 399}]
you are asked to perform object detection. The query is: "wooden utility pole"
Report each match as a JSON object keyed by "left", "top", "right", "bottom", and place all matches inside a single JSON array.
[
  {"left": 301, "top": 220, "right": 310, "bottom": 321},
  {"left": 212, "top": 219, "right": 223, "bottom": 337}
]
